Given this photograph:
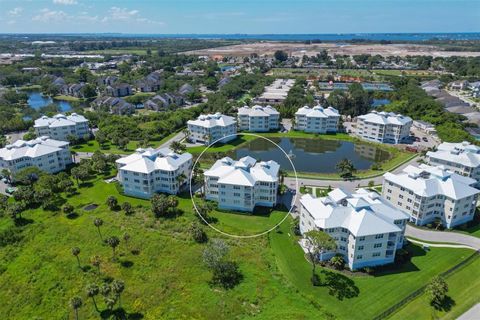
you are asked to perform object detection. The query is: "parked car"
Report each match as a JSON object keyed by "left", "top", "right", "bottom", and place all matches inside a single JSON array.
[
  {"left": 422, "top": 137, "right": 428, "bottom": 142},
  {"left": 415, "top": 137, "right": 421, "bottom": 142},
  {"left": 6, "top": 187, "right": 17, "bottom": 195}
]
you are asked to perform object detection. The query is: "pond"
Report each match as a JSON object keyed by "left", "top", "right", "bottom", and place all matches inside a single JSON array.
[
  {"left": 27, "top": 91, "right": 74, "bottom": 112},
  {"left": 371, "top": 99, "right": 391, "bottom": 107},
  {"left": 216, "top": 137, "right": 392, "bottom": 174}
]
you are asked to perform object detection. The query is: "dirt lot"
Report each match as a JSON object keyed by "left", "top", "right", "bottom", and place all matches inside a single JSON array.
[{"left": 184, "top": 42, "right": 480, "bottom": 58}]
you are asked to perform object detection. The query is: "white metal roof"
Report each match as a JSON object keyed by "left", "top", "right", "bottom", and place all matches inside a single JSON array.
[
  {"left": 237, "top": 105, "right": 279, "bottom": 117},
  {"left": 116, "top": 147, "right": 192, "bottom": 174},
  {"left": 358, "top": 111, "right": 412, "bottom": 126},
  {"left": 300, "top": 188, "right": 408, "bottom": 237},
  {"left": 427, "top": 141, "right": 480, "bottom": 168},
  {"left": 34, "top": 113, "right": 89, "bottom": 128},
  {"left": 384, "top": 164, "right": 479, "bottom": 200},
  {"left": 0, "top": 136, "right": 68, "bottom": 161},
  {"left": 187, "top": 113, "right": 236, "bottom": 128},
  {"left": 205, "top": 156, "right": 279, "bottom": 187},
  {"left": 295, "top": 105, "right": 340, "bottom": 118}
]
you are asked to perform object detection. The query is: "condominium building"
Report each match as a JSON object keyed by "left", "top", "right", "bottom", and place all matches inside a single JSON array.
[
  {"left": 0, "top": 136, "right": 72, "bottom": 176},
  {"left": 299, "top": 188, "right": 409, "bottom": 270},
  {"left": 34, "top": 113, "right": 90, "bottom": 142},
  {"left": 187, "top": 113, "right": 237, "bottom": 145},
  {"left": 116, "top": 148, "right": 192, "bottom": 199},
  {"left": 382, "top": 164, "right": 479, "bottom": 228},
  {"left": 426, "top": 141, "right": 480, "bottom": 186},
  {"left": 294, "top": 105, "right": 340, "bottom": 133},
  {"left": 204, "top": 156, "right": 279, "bottom": 212},
  {"left": 356, "top": 111, "right": 412, "bottom": 144},
  {"left": 237, "top": 105, "right": 280, "bottom": 132}
]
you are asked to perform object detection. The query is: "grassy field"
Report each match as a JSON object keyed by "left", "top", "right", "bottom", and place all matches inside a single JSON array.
[
  {"left": 71, "top": 131, "right": 181, "bottom": 155},
  {"left": 54, "top": 95, "right": 86, "bottom": 102},
  {"left": 388, "top": 253, "right": 480, "bottom": 320},
  {"left": 1, "top": 169, "right": 477, "bottom": 319},
  {"left": 0, "top": 176, "right": 324, "bottom": 319}
]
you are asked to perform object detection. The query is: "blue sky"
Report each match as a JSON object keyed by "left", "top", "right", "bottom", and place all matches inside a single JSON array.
[{"left": 0, "top": 0, "right": 478, "bottom": 34}]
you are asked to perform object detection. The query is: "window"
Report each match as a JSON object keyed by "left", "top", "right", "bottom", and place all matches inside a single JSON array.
[
  {"left": 375, "top": 234, "right": 384, "bottom": 239},
  {"left": 372, "top": 252, "right": 381, "bottom": 257},
  {"left": 374, "top": 243, "right": 382, "bottom": 248},
  {"left": 357, "top": 246, "right": 364, "bottom": 251}
]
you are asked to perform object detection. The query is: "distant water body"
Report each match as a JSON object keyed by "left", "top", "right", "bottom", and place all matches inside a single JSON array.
[{"left": 85, "top": 33, "right": 480, "bottom": 41}]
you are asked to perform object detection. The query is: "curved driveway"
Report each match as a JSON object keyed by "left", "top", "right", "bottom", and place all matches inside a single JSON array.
[{"left": 405, "top": 225, "right": 480, "bottom": 250}]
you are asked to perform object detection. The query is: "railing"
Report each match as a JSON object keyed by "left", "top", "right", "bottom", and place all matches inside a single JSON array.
[{"left": 372, "top": 250, "right": 480, "bottom": 320}]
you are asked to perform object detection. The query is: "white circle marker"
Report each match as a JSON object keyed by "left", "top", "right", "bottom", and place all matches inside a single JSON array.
[{"left": 189, "top": 132, "right": 299, "bottom": 239}]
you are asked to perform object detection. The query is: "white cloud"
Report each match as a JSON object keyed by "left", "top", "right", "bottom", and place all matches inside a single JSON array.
[
  {"left": 32, "top": 8, "right": 67, "bottom": 22},
  {"left": 53, "top": 0, "right": 77, "bottom": 5},
  {"left": 102, "top": 7, "right": 163, "bottom": 25},
  {"left": 8, "top": 7, "right": 23, "bottom": 17}
]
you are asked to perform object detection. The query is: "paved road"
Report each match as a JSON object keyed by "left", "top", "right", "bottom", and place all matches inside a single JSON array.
[
  {"left": 458, "top": 303, "right": 480, "bottom": 320},
  {"left": 405, "top": 225, "right": 480, "bottom": 250}
]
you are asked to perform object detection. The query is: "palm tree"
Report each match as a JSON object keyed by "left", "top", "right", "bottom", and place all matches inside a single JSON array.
[
  {"left": 123, "top": 232, "right": 131, "bottom": 250},
  {"left": 106, "top": 196, "right": 118, "bottom": 211},
  {"left": 176, "top": 173, "right": 187, "bottom": 190},
  {"left": 71, "top": 247, "right": 81, "bottom": 268},
  {"left": 104, "top": 296, "right": 117, "bottom": 312},
  {"left": 170, "top": 141, "right": 186, "bottom": 154},
  {"left": 111, "top": 279, "right": 125, "bottom": 307},
  {"left": 93, "top": 218, "right": 103, "bottom": 241},
  {"left": 85, "top": 283, "right": 99, "bottom": 312},
  {"left": 330, "top": 255, "right": 345, "bottom": 270},
  {"left": 70, "top": 296, "right": 83, "bottom": 320},
  {"left": 335, "top": 158, "right": 356, "bottom": 179},
  {"left": 90, "top": 255, "right": 101, "bottom": 273},
  {"left": 107, "top": 236, "right": 120, "bottom": 259},
  {"left": 182, "top": 128, "right": 190, "bottom": 141}
]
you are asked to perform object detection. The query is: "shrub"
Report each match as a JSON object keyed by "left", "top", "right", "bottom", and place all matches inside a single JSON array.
[
  {"left": 189, "top": 222, "right": 208, "bottom": 243},
  {"left": 210, "top": 261, "right": 243, "bottom": 289},
  {"left": 311, "top": 274, "right": 321, "bottom": 286}
]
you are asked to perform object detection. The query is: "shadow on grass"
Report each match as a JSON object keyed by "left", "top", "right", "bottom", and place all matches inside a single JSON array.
[
  {"left": 120, "top": 260, "right": 134, "bottom": 268},
  {"left": 66, "top": 212, "right": 79, "bottom": 219},
  {"left": 321, "top": 270, "right": 360, "bottom": 300},
  {"left": 373, "top": 244, "right": 425, "bottom": 277},
  {"left": 436, "top": 296, "right": 456, "bottom": 312},
  {"left": 14, "top": 217, "right": 34, "bottom": 227}
]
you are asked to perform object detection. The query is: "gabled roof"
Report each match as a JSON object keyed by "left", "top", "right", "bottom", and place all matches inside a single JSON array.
[
  {"left": 358, "top": 111, "right": 412, "bottom": 126},
  {"left": 295, "top": 105, "right": 339, "bottom": 118},
  {"left": 300, "top": 188, "right": 408, "bottom": 237},
  {"left": 205, "top": 156, "right": 279, "bottom": 186},
  {"left": 34, "top": 113, "right": 88, "bottom": 128},
  {"left": 187, "top": 113, "right": 236, "bottom": 128},
  {"left": 0, "top": 136, "right": 68, "bottom": 161},
  {"left": 116, "top": 147, "right": 192, "bottom": 174},
  {"left": 384, "top": 164, "right": 479, "bottom": 200}
]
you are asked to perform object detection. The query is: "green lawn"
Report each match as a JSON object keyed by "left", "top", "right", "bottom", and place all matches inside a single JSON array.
[
  {"left": 71, "top": 131, "right": 181, "bottom": 155},
  {"left": 1, "top": 169, "right": 477, "bottom": 319},
  {"left": 269, "top": 220, "right": 475, "bottom": 320},
  {"left": 388, "top": 253, "right": 480, "bottom": 320}
]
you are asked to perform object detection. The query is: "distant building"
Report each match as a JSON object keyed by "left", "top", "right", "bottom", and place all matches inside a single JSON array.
[
  {"left": 187, "top": 113, "right": 237, "bottom": 145},
  {"left": 382, "top": 164, "right": 479, "bottom": 228},
  {"left": 92, "top": 96, "right": 135, "bottom": 115},
  {"left": 294, "top": 105, "right": 340, "bottom": 133},
  {"left": 449, "top": 80, "right": 469, "bottom": 91},
  {"left": 116, "top": 147, "right": 192, "bottom": 198},
  {"left": 356, "top": 111, "right": 412, "bottom": 144},
  {"left": 106, "top": 83, "right": 132, "bottom": 97},
  {"left": 255, "top": 79, "right": 295, "bottom": 104},
  {"left": 299, "top": 188, "right": 409, "bottom": 270},
  {"left": 426, "top": 141, "right": 480, "bottom": 186},
  {"left": 34, "top": 113, "right": 90, "bottom": 142},
  {"left": 178, "top": 83, "right": 194, "bottom": 96},
  {"left": 60, "top": 83, "right": 86, "bottom": 98},
  {"left": 0, "top": 136, "right": 72, "bottom": 176},
  {"left": 204, "top": 156, "right": 279, "bottom": 212},
  {"left": 237, "top": 105, "right": 280, "bottom": 132},
  {"left": 412, "top": 120, "right": 437, "bottom": 135},
  {"left": 97, "top": 75, "right": 118, "bottom": 86}
]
